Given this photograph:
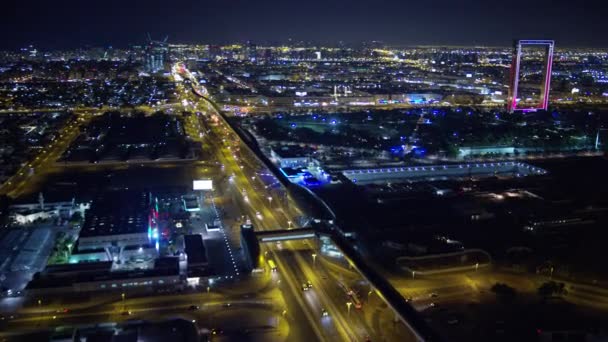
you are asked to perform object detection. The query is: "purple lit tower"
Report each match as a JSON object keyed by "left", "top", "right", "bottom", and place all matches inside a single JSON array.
[{"left": 507, "top": 40, "right": 554, "bottom": 113}]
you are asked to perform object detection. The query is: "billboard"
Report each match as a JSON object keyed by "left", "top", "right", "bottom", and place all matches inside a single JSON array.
[{"left": 193, "top": 179, "right": 213, "bottom": 190}]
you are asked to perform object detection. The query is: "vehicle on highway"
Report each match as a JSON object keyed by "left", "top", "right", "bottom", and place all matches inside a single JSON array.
[
  {"left": 430, "top": 292, "right": 438, "bottom": 298},
  {"left": 268, "top": 259, "right": 277, "bottom": 272},
  {"left": 338, "top": 281, "right": 362, "bottom": 309},
  {"left": 306, "top": 280, "right": 313, "bottom": 288},
  {"left": 188, "top": 305, "right": 200, "bottom": 310},
  {"left": 121, "top": 310, "right": 132, "bottom": 316},
  {"left": 351, "top": 294, "right": 363, "bottom": 309},
  {"left": 321, "top": 308, "right": 329, "bottom": 317},
  {"left": 302, "top": 283, "right": 310, "bottom": 291}
]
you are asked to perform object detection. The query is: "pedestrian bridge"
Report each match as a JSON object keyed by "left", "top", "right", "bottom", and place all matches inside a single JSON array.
[{"left": 254, "top": 227, "right": 315, "bottom": 242}]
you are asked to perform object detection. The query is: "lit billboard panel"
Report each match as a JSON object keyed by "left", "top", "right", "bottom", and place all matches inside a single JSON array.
[{"left": 193, "top": 179, "right": 213, "bottom": 190}]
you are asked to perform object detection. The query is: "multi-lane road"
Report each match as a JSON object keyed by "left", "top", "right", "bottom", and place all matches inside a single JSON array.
[{"left": 178, "top": 65, "right": 420, "bottom": 341}]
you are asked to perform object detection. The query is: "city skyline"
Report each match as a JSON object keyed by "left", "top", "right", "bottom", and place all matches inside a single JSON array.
[{"left": 3, "top": 0, "right": 608, "bottom": 49}]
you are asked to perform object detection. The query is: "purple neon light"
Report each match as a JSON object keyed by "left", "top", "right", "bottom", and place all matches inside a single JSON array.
[
  {"left": 509, "top": 40, "right": 554, "bottom": 112},
  {"left": 542, "top": 48, "right": 554, "bottom": 109}
]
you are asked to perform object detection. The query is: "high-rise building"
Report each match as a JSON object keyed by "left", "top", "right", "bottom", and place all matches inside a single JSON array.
[
  {"left": 144, "top": 35, "right": 169, "bottom": 73},
  {"left": 208, "top": 45, "right": 222, "bottom": 60},
  {"left": 246, "top": 41, "right": 257, "bottom": 62},
  {"left": 507, "top": 40, "right": 554, "bottom": 112}
]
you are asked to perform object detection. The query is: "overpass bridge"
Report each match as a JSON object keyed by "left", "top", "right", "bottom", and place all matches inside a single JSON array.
[
  {"left": 254, "top": 228, "right": 316, "bottom": 242},
  {"left": 329, "top": 231, "right": 442, "bottom": 341},
  {"left": 245, "top": 225, "right": 442, "bottom": 341}
]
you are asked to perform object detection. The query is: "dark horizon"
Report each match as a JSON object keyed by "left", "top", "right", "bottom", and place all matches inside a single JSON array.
[{"left": 3, "top": 0, "right": 608, "bottom": 50}]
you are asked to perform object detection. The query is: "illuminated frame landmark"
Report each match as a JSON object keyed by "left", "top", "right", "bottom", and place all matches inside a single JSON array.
[{"left": 507, "top": 40, "right": 554, "bottom": 113}]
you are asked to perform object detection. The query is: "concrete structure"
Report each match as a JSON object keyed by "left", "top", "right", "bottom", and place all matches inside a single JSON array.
[
  {"left": 26, "top": 257, "right": 181, "bottom": 295},
  {"left": 270, "top": 145, "right": 314, "bottom": 169},
  {"left": 77, "top": 191, "right": 151, "bottom": 251},
  {"left": 69, "top": 246, "right": 110, "bottom": 264},
  {"left": 240, "top": 224, "right": 261, "bottom": 272},
  {"left": 10, "top": 228, "right": 52, "bottom": 271},
  {"left": 184, "top": 234, "right": 208, "bottom": 270},
  {"left": 255, "top": 228, "right": 315, "bottom": 242},
  {"left": 458, "top": 146, "right": 516, "bottom": 157},
  {"left": 341, "top": 161, "right": 547, "bottom": 185},
  {"left": 121, "top": 244, "right": 158, "bottom": 263},
  {"left": 9, "top": 200, "right": 89, "bottom": 225}
]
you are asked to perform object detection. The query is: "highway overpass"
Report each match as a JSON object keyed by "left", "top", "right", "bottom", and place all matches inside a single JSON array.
[{"left": 255, "top": 228, "right": 316, "bottom": 242}]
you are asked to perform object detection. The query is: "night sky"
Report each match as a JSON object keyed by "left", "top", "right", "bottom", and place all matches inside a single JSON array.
[{"left": 3, "top": 0, "right": 607, "bottom": 49}]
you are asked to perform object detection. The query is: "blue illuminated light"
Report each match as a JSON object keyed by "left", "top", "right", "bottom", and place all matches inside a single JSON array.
[{"left": 412, "top": 147, "right": 427, "bottom": 157}]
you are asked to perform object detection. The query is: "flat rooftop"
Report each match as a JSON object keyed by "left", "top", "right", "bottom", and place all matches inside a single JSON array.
[
  {"left": 272, "top": 145, "right": 310, "bottom": 159},
  {"left": 184, "top": 234, "right": 207, "bottom": 265},
  {"left": 80, "top": 191, "right": 150, "bottom": 238},
  {"left": 342, "top": 161, "right": 547, "bottom": 185},
  {"left": 27, "top": 260, "right": 178, "bottom": 290}
]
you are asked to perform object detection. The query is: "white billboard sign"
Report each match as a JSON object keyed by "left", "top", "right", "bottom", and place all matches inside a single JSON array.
[{"left": 193, "top": 179, "right": 213, "bottom": 190}]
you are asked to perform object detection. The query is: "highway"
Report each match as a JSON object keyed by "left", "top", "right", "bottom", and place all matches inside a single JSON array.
[
  {"left": 174, "top": 63, "right": 421, "bottom": 341},
  {"left": 175, "top": 64, "right": 353, "bottom": 340}
]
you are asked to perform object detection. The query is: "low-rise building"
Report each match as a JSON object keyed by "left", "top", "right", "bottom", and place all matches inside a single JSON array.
[
  {"left": 77, "top": 191, "right": 151, "bottom": 251},
  {"left": 26, "top": 257, "right": 181, "bottom": 295}
]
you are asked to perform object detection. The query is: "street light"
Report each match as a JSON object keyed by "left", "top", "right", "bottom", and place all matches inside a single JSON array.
[
  {"left": 287, "top": 220, "right": 293, "bottom": 229},
  {"left": 346, "top": 301, "right": 353, "bottom": 315},
  {"left": 267, "top": 196, "right": 273, "bottom": 206},
  {"left": 37, "top": 299, "right": 43, "bottom": 325},
  {"left": 312, "top": 253, "right": 317, "bottom": 267}
]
